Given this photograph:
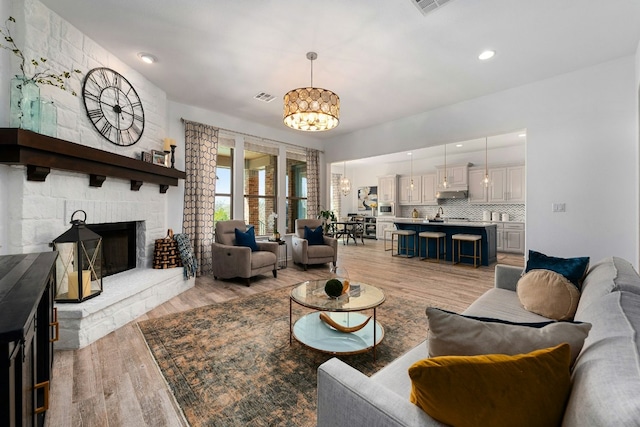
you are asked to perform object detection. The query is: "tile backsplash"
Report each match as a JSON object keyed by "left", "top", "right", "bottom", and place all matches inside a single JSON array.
[{"left": 398, "top": 199, "right": 525, "bottom": 222}]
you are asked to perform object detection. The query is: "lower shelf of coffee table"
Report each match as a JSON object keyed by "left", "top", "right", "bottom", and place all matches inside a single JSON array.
[{"left": 292, "top": 311, "right": 384, "bottom": 355}]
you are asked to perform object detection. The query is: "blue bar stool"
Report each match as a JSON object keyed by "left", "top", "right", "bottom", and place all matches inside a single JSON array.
[
  {"left": 451, "top": 234, "right": 482, "bottom": 268},
  {"left": 418, "top": 231, "right": 446, "bottom": 262},
  {"left": 391, "top": 229, "right": 416, "bottom": 258}
]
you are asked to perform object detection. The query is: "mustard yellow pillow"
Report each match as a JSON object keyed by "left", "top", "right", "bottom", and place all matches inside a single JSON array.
[
  {"left": 517, "top": 269, "right": 580, "bottom": 320},
  {"left": 408, "top": 343, "right": 572, "bottom": 427}
]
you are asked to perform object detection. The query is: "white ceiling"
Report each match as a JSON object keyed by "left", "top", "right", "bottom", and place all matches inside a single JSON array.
[{"left": 40, "top": 0, "right": 640, "bottom": 142}]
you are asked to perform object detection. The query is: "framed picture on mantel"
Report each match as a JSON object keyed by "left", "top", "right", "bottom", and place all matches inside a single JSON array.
[
  {"left": 358, "top": 186, "right": 378, "bottom": 212},
  {"left": 152, "top": 150, "right": 167, "bottom": 166}
]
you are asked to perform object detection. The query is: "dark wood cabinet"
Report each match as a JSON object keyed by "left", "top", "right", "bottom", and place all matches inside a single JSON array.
[{"left": 0, "top": 252, "right": 57, "bottom": 427}]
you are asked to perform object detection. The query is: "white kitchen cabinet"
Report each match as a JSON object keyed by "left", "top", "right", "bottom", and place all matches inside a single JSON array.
[
  {"left": 436, "top": 164, "right": 468, "bottom": 190},
  {"left": 378, "top": 175, "right": 397, "bottom": 203},
  {"left": 495, "top": 222, "right": 525, "bottom": 253},
  {"left": 376, "top": 217, "right": 396, "bottom": 240},
  {"left": 506, "top": 165, "right": 525, "bottom": 203},
  {"left": 488, "top": 165, "right": 525, "bottom": 204},
  {"left": 398, "top": 176, "right": 421, "bottom": 205},
  {"left": 468, "top": 168, "right": 488, "bottom": 204},
  {"left": 421, "top": 173, "right": 438, "bottom": 205},
  {"left": 504, "top": 222, "right": 525, "bottom": 253},
  {"left": 496, "top": 225, "right": 504, "bottom": 251}
]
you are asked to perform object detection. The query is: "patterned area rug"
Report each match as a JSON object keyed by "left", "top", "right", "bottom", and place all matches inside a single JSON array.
[{"left": 138, "top": 285, "right": 431, "bottom": 427}]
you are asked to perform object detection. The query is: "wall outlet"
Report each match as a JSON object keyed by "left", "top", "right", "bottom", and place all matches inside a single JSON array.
[{"left": 552, "top": 203, "right": 566, "bottom": 212}]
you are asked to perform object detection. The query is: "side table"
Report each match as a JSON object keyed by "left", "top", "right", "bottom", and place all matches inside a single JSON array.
[{"left": 269, "top": 239, "right": 287, "bottom": 269}]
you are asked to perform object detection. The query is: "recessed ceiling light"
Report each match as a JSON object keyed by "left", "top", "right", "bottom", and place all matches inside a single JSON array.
[
  {"left": 478, "top": 50, "right": 495, "bottom": 61},
  {"left": 407, "top": 152, "right": 412, "bottom": 156},
  {"left": 456, "top": 144, "right": 463, "bottom": 147},
  {"left": 137, "top": 52, "right": 157, "bottom": 64},
  {"left": 519, "top": 133, "right": 526, "bottom": 138}
]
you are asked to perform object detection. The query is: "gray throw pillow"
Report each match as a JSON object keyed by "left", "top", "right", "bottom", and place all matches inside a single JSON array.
[{"left": 426, "top": 307, "right": 591, "bottom": 365}]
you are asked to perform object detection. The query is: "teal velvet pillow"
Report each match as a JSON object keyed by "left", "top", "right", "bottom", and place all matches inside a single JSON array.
[
  {"left": 304, "top": 225, "right": 325, "bottom": 245},
  {"left": 234, "top": 227, "right": 259, "bottom": 252},
  {"left": 525, "top": 250, "right": 589, "bottom": 290}
]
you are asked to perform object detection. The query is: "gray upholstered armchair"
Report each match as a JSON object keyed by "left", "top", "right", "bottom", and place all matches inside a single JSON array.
[
  {"left": 292, "top": 219, "right": 338, "bottom": 271},
  {"left": 211, "top": 220, "right": 278, "bottom": 285}
]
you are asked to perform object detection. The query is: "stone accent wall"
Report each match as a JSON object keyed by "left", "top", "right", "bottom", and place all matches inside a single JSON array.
[{"left": 5, "top": 0, "right": 171, "bottom": 258}]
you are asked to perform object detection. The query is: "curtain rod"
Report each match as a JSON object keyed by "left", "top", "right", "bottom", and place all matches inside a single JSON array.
[{"left": 180, "top": 117, "right": 323, "bottom": 153}]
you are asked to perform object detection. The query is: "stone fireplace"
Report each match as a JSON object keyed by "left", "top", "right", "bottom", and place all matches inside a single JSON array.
[{"left": 1, "top": 130, "right": 194, "bottom": 349}]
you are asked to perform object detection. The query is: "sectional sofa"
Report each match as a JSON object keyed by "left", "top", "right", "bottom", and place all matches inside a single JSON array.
[{"left": 317, "top": 257, "right": 640, "bottom": 426}]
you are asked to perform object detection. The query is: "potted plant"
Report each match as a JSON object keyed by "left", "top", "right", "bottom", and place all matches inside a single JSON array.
[
  {"left": 1, "top": 16, "right": 82, "bottom": 133},
  {"left": 318, "top": 209, "right": 337, "bottom": 235}
]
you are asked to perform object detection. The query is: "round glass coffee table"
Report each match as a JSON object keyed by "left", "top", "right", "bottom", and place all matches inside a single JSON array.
[{"left": 289, "top": 279, "right": 385, "bottom": 360}]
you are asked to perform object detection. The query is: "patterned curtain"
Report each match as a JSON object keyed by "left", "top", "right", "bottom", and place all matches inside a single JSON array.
[
  {"left": 183, "top": 120, "right": 218, "bottom": 276},
  {"left": 331, "top": 173, "right": 342, "bottom": 217},
  {"left": 306, "top": 148, "right": 320, "bottom": 219}
]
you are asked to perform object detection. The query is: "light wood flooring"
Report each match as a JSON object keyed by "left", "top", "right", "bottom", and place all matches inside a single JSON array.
[{"left": 45, "top": 240, "right": 524, "bottom": 427}]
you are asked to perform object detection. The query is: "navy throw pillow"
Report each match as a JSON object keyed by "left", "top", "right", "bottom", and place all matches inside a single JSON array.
[
  {"left": 235, "top": 227, "right": 259, "bottom": 252},
  {"left": 304, "top": 225, "right": 325, "bottom": 245},
  {"left": 525, "top": 250, "right": 590, "bottom": 290}
]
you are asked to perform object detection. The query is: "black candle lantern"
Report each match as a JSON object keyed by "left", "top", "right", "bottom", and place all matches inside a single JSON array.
[{"left": 52, "top": 210, "right": 103, "bottom": 303}]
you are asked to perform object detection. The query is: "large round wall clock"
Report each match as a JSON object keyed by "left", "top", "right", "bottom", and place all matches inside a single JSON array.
[{"left": 82, "top": 67, "right": 145, "bottom": 146}]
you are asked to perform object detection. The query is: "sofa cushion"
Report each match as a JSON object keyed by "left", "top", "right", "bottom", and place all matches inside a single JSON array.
[
  {"left": 517, "top": 269, "right": 580, "bottom": 320},
  {"left": 250, "top": 250, "right": 276, "bottom": 269},
  {"left": 304, "top": 225, "right": 325, "bottom": 245},
  {"left": 464, "top": 288, "right": 551, "bottom": 322},
  {"left": 426, "top": 307, "right": 591, "bottom": 365},
  {"left": 371, "top": 341, "right": 428, "bottom": 399},
  {"left": 576, "top": 257, "right": 640, "bottom": 319},
  {"left": 307, "top": 244, "right": 335, "bottom": 259},
  {"left": 525, "top": 250, "right": 590, "bottom": 289},
  {"left": 563, "top": 291, "right": 640, "bottom": 426},
  {"left": 409, "top": 344, "right": 572, "bottom": 427},
  {"left": 234, "top": 227, "right": 258, "bottom": 252}
]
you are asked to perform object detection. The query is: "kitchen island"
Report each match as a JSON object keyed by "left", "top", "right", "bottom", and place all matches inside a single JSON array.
[{"left": 393, "top": 219, "right": 498, "bottom": 266}]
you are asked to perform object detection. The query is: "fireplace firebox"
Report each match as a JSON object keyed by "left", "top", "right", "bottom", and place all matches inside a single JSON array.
[{"left": 87, "top": 222, "right": 137, "bottom": 277}]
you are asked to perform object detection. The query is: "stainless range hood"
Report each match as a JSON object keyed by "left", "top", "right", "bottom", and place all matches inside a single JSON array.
[{"left": 436, "top": 190, "right": 468, "bottom": 199}]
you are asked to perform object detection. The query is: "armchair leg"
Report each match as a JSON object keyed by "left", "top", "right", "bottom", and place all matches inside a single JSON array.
[
  {"left": 245, "top": 278, "right": 251, "bottom": 287},
  {"left": 273, "top": 269, "right": 277, "bottom": 278},
  {"left": 304, "top": 264, "right": 308, "bottom": 271}
]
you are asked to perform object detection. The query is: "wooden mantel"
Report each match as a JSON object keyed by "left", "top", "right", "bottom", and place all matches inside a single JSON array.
[{"left": 0, "top": 128, "right": 186, "bottom": 193}]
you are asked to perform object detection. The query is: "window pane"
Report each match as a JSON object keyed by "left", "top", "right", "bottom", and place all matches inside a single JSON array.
[
  {"left": 244, "top": 149, "right": 277, "bottom": 236},
  {"left": 214, "top": 196, "right": 231, "bottom": 228},
  {"left": 285, "top": 157, "right": 307, "bottom": 233},
  {"left": 216, "top": 147, "right": 233, "bottom": 193}
]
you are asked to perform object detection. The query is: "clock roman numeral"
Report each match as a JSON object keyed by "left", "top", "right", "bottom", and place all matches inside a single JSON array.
[
  {"left": 101, "top": 122, "right": 113, "bottom": 138},
  {"left": 98, "top": 68, "right": 111, "bottom": 87},
  {"left": 87, "top": 108, "right": 103, "bottom": 120},
  {"left": 84, "top": 90, "right": 100, "bottom": 103},
  {"left": 131, "top": 123, "right": 142, "bottom": 137}
]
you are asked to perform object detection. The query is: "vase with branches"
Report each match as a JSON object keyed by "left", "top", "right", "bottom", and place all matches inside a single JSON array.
[{"left": 1, "top": 16, "right": 82, "bottom": 132}]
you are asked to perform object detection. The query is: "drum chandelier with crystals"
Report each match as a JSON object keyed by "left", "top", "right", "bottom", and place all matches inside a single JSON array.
[{"left": 283, "top": 52, "right": 340, "bottom": 132}]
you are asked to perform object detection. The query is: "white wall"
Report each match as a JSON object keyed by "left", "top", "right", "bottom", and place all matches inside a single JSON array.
[
  {"left": 325, "top": 56, "right": 639, "bottom": 267},
  {"left": 0, "top": 0, "right": 11, "bottom": 254}
]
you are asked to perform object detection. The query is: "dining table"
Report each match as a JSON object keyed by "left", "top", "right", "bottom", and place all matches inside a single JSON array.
[{"left": 330, "top": 221, "right": 365, "bottom": 245}]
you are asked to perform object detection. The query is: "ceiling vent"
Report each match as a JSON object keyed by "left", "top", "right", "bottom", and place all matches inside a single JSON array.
[
  {"left": 412, "top": 0, "right": 454, "bottom": 15},
  {"left": 254, "top": 92, "right": 276, "bottom": 103}
]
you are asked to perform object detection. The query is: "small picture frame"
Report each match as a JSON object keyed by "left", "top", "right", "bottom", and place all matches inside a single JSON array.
[
  {"left": 141, "top": 151, "right": 153, "bottom": 163},
  {"left": 152, "top": 150, "right": 167, "bottom": 166}
]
